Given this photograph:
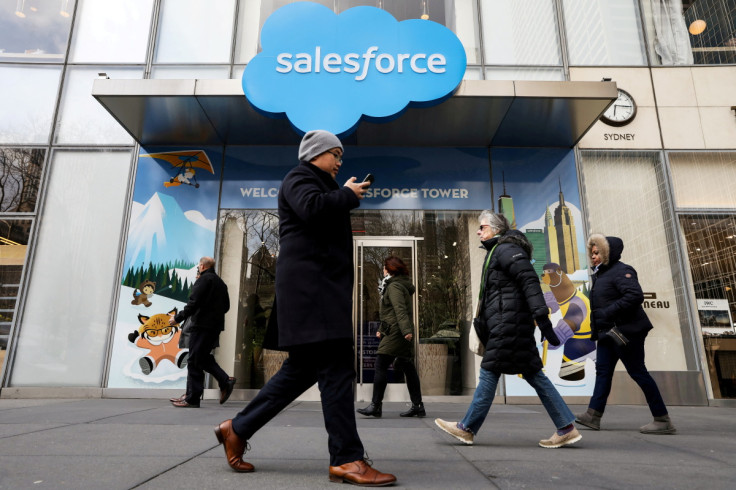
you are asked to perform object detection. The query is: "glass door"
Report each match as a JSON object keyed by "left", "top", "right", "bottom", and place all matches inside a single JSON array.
[{"left": 354, "top": 237, "right": 419, "bottom": 401}]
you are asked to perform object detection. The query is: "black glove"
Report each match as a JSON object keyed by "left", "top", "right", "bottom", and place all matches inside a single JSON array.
[
  {"left": 537, "top": 318, "right": 560, "bottom": 346},
  {"left": 128, "top": 331, "right": 139, "bottom": 343}
]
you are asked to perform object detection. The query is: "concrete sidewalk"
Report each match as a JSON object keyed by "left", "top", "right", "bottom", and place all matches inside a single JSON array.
[{"left": 0, "top": 398, "right": 734, "bottom": 489}]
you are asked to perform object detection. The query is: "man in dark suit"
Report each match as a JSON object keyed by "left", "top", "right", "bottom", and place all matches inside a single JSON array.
[
  {"left": 169, "top": 256, "right": 235, "bottom": 408},
  {"left": 214, "top": 130, "right": 396, "bottom": 486}
]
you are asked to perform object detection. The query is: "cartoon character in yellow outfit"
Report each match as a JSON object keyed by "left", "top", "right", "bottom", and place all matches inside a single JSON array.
[
  {"left": 127, "top": 307, "right": 188, "bottom": 375},
  {"left": 541, "top": 263, "right": 596, "bottom": 381}
]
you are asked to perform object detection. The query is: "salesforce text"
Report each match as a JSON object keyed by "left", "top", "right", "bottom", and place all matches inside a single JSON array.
[{"left": 276, "top": 46, "right": 447, "bottom": 81}]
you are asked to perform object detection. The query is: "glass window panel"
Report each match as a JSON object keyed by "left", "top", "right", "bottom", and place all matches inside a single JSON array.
[
  {"left": 0, "top": 218, "right": 32, "bottom": 372},
  {"left": 464, "top": 66, "right": 482, "bottom": 80},
  {"left": 155, "top": 0, "right": 237, "bottom": 63},
  {"left": 485, "top": 66, "right": 565, "bottom": 81},
  {"left": 232, "top": 64, "right": 246, "bottom": 79},
  {"left": 563, "top": 0, "right": 647, "bottom": 66},
  {"left": 681, "top": 214, "right": 736, "bottom": 398},
  {"left": 669, "top": 152, "right": 736, "bottom": 209},
  {"left": 0, "top": 148, "right": 45, "bottom": 213},
  {"left": 9, "top": 150, "right": 132, "bottom": 387},
  {"left": 580, "top": 150, "right": 692, "bottom": 371},
  {"left": 151, "top": 65, "right": 231, "bottom": 79},
  {"left": 480, "top": 0, "right": 562, "bottom": 66},
  {"left": 55, "top": 66, "right": 143, "bottom": 145},
  {"left": 0, "top": 0, "right": 75, "bottom": 62},
  {"left": 641, "top": 0, "right": 736, "bottom": 65},
  {"left": 234, "top": 0, "right": 480, "bottom": 64},
  {"left": 0, "top": 65, "right": 62, "bottom": 145},
  {"left": 69, "top": 0, "right": 154, "bottom": 63}
]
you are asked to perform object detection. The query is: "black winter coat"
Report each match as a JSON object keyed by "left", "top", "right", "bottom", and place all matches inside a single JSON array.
[
  {"left": 478, "top": 230, "right": 549, "bottom": 376},
  {"left": 174, "top": 268, "right": 230, "bottom": 332},
  {"left": 587, "top": 235, "right": 653, "bottom": 340},
  {"left": 273, "top": 161, "right": 360, "bottom": 348}
]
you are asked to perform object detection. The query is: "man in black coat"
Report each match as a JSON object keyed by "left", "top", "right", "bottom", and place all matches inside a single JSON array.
[
  {"left": 168, "top": 256, "right": 235, "bottom": 408},
  {"left": 214, "top": 130, "right": 396, "bottom": 486}
]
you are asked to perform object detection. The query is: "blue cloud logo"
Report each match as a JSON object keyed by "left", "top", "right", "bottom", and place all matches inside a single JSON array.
[{"left": 242, "top": 2, "right": 467, "bottom": 136}]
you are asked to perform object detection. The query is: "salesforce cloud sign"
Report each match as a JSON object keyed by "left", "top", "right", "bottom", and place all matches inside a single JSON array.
[{"left": 242, "top": 2, "right": 467, "bottom": 136}]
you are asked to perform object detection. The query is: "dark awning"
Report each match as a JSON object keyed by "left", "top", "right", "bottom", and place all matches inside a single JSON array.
[{"left": 92, "top": 79, "right": 616, "bottom": 148}]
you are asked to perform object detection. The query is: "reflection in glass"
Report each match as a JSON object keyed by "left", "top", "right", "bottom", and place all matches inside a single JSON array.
[
  {"left": 485, "top": 66, "right": 564, "bottom": 81},
  {"left": 0, "top": 65, "right": 62, "bottom": 144},
  {"left": 643, "top": 0, "right": 736, "bottom": 65},
  {"left": 0, "top": 148, "right": 45, "bottom": 213},
  {"left": 218, "top": 208, "right": 478, "bottom": 396},
  {"left": 234, "top": 0, "right": 480, "bottom": 64},
  {"left": 151, "top": 65, "right": 231, "bottom": 80},
  {"left": 480, "top": 0, "right": 562, "bottom": 66},
  {"left": 68, "top": 0, "right": 154, "bottom": 63},
  {"left": 0, "top": 0, "right": 74, "bottom": 62},
  {"left": 0, "top": 218, "right": 32, "bottom": 371},
  {"left": 10, "top": 150, "right": 132, "bottom": 387},
  {"left": 562, "top": 0, "right": 646, "bottom": 66},
  {"left": 155, "top": 0, "right": 236, "bottom": 63},
  {"left": 55, "top": 66, "right": 143, "bottom": 145},
  {"left": 681, "top": 215, "right": 736, "bottom": 398}
]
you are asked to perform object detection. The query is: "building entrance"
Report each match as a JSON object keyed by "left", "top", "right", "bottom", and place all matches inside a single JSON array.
[{"left": 353, "top": 237, "right": 419, "bottom": 402}]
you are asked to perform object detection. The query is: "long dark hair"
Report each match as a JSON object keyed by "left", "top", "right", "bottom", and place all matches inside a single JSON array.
[{"left": 384, "top": 256, "right": 409, "bottom": 276}]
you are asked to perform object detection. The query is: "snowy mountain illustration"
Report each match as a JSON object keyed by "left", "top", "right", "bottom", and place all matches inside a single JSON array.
[{"left": 124, "top": 192, "right": 215, "bottom": 271}]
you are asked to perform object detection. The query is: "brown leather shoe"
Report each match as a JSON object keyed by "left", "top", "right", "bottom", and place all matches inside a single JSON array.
[
  {"left": 214, "top": 420, "right": 254, "bottom": 473},
  {"left": 172, "top": 400, "right": 199, "bottom": 408},
  {"left": 220, "top": 377, "right": 236, "bottom": 404},
  {"left": 328, "top": 459, "right": 396, "bottom": 487},
  {"left": 169, "top": 393, "right": 186, "bottom": 403}
]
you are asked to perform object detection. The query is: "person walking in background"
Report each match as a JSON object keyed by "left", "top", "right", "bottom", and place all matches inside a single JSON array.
[
  {"left": 575, "top": 234, "right": 676, "bottom": 434},
  {"left": 357, "top": 256, "right": 425, "bottom": 418},
  {"left": 168, "top": 257, "right": 235, "bottom": 408},
  {"left": 213, "top": 130, "right": 396, "bottom": 486},
  {"left": 435, "top": 211, "right": 581, "bottom": 449}
]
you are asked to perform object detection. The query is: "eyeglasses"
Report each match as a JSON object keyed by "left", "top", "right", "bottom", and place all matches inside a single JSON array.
[
  {"left": 143, "top": 326, "right": 173, "bottom": 337},
  {"left": 327, "top": 150, "right": 343, "bottom": 163},
  {"left": 479, "top": 224, "right": 490, "bottom": 231}
]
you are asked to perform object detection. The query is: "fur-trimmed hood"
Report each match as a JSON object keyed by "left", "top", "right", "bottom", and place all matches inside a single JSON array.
[{"left": 587, "top": 234, "right": 623, "bottom": 267}]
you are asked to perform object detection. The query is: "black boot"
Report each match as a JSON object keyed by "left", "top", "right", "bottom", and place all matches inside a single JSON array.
[
  {"left": 400, "top": 402, "right": 426, "bottom": 417},
  {"left": 356, "top": 402, "right": 382, "bottom": 418}
]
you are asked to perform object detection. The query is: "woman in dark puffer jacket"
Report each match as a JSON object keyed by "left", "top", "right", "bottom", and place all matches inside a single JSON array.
[
  {"left": 575, "top": 234, "right": 675, "bottom": 434},
  {"left": 435, "top": 212, "right": 581, "bottom": 449}
]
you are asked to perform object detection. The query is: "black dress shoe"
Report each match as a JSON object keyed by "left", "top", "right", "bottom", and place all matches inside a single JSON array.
[
  {"left": 220, "top": 377, "right": 236, "bottom": 404},
  {"left": 356, "top": 402, "right": 382, "bottom": 418},
  {"left": 172, "top": 400, "right": 200, "bottom": 408},
  {"left": 400, "top": 402, "right": 426, "bottom": 417}
]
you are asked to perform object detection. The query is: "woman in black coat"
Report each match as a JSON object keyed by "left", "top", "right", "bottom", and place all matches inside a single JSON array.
[
  {"left": 357, "top": 256, "right": 425, "bottom": 418},
  {"left": 575, "top": 234, "right": 676, "bottom": 434},
  {"left": 435, "top": 212, "right": 581, "bottom": 449}
]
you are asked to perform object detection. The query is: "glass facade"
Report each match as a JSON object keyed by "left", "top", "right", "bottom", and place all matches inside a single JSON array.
[{"left": 0, "top": 0, "right": 733, "bottom": 404}]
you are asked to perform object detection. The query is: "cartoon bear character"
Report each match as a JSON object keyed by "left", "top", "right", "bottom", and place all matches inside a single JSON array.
[
  {"left": 131, "top": 280, "right": 156, "bottom": 307},
  {"left": 127, "top": 307, "right": 188, "bottom": 375},
  {"left": 541, "top": 263, "right": 597, "bottom": 381}
]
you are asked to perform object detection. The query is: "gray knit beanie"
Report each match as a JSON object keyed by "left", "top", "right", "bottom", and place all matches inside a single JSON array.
[{"left": 298, "top": 130, "right": 343, "bottom": 162}]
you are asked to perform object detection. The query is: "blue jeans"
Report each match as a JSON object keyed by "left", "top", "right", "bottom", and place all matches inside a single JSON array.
[{"left": 460, "top": 368, "right": 575, "bottom": 434}]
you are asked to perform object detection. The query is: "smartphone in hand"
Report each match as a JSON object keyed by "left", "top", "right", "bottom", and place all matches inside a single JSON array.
[{"left": 362, "top": 173, "right": 375, "bottom": 186}]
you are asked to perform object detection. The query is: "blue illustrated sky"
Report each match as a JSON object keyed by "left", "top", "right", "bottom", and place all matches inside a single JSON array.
[
  {"left": 242, "top": 2, "right": 466, "bottom": 136},
  {"left": 134, "top": 146, "right": 223, "bottom": 220}
]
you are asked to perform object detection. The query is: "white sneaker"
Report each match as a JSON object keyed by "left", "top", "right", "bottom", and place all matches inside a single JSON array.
[
  {"left": 435, "top": 418, "right": 474, "bottom": 445},
  {"left": 539, "top": 427, "right": 582, "bottom": 448}
]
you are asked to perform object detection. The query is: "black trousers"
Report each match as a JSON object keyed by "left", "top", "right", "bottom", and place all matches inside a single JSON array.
[
  {"left": 589, "top": 331, "right": 668, "bottom": 417},
  {"left": 186, "top": 329, "right": 229, "bottom": 404},
  {"left": 372, "top": 353, "right": 423, "bottom": 405},
  {"left": 231, "top": 339, "right": 364, "bottom": 466}
]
